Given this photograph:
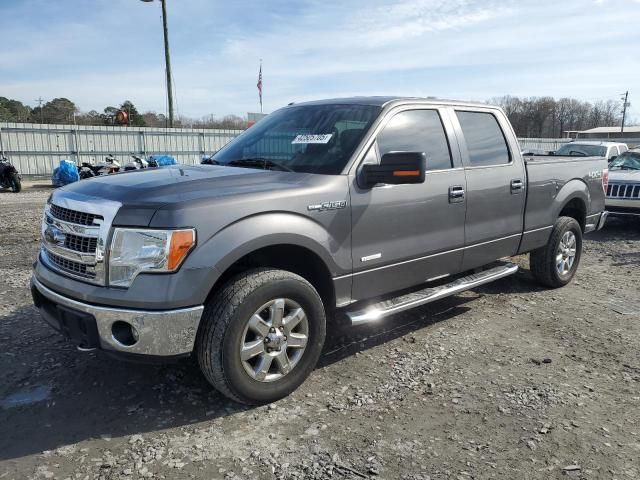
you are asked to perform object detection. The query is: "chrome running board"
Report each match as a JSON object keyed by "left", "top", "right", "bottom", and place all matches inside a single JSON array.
[{"left": 346, "top": 262, "right": 518, "bottom": 325}]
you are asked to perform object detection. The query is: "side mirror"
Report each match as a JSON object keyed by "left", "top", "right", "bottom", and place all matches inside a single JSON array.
[
  {"left": 609, "top": 155, "right": 617, "bottom": 162},
  {"left": 362, "top": 152, "right": 426, "bottom": 188}
]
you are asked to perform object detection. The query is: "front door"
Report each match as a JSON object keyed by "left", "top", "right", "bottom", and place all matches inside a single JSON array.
[
  {"left": 450, "top": 108, "right": 526, "bottom": 270},
  {"left": 349, "top": 107, "right": 467, "bottom": 301}
]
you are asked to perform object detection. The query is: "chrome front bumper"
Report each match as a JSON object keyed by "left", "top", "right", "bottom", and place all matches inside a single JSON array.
[{"left": 31, "top": 276, "right": 203, "bottom": 357}]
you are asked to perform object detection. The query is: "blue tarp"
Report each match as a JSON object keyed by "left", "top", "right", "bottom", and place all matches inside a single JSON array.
[
  {"left": 149, "top": 155, "right": 177, "bottom": 166},
  {"left": 52, "top": 159, "right": 79, "bottom": 187}
]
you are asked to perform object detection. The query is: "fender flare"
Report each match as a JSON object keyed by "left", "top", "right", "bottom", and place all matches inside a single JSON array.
[
  {"left": 188, "top": 212, "right": 348, "bottom": 295},
  {"left": 551, "top": 179, "right": 590, "bottom": 225}
]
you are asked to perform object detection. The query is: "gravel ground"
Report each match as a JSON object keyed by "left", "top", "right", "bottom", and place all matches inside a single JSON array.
[{"left": 0, "top": 182, "right": 639, "bottom": 480}]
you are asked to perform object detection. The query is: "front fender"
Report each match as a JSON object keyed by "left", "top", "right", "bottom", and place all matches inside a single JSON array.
[{"left": 186, "top": 211, "right": 351, "bottom": 297}]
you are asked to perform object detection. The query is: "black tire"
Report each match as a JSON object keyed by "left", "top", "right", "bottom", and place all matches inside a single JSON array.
[
  {"left": 530, "top": 216, "right": 582, "bottom": 288},
  {"left": 196, "top": 268, "right": 326, "bottom": 405},
  {"left": 10, "top": 173, "right": 21, "bottom": 193}
]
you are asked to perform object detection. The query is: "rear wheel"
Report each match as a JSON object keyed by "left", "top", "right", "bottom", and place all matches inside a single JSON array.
[
  {"left": 196, "top": 268, "right": 326, "bottom": 405},
  {"left": 10, "top": 173, "right": 21, "bottom": 193},
  {"left": 530, "top": 216, "right": 582, "bottom": 288}
]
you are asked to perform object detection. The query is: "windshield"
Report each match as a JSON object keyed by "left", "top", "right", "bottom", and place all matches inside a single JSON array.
[
  {"left": 212, "top": 104, "right": 381, "bottom": 174},
  {"left": 609, "top": 152, "right": 640, "bottom": 171},
  {"left": 555, "top": 143, "right": 606, "bottom": 157}
]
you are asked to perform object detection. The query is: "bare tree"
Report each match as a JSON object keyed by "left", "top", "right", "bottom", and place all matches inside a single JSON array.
[{"left": 492, "top": 95, "right": 623, "bottom": 138}]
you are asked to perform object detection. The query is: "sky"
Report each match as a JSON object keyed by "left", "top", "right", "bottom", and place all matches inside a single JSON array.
[{"left": 0, "top": 0, "right": 639, "bottom": 122}]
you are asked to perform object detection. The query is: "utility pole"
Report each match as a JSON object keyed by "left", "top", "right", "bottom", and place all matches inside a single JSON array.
[
  {"left": 140, "top": 0, "right": 174, "bottom": 128},
  {"left": 160, "top": 0, "right": 174, "bottom": 128},
  {"left": 35, "top": 97, "right": 44, "bottom": 124},
  {"left": 620, "top": 91, "right": 630, "bottom": 134}
]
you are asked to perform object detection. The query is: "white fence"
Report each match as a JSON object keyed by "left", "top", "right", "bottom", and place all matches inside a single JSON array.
[
  {"left": 517, "top": 137, "right": 571, "bottom": 152},
  {"left": 0, "top": 122, "right": 243, "bottom": 175},
  {"left": 1, "top": 122, "right": 578, "bottom": 175}
]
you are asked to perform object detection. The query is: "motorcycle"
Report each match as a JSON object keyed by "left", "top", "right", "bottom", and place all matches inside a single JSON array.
[
  {"left": 0, "top": 155, "right": 22, "bottom": 193},
  {"left": 79, "top": 155, "right": 121, "bottom": 179},
  {"left": 123, "top": 154, "right": 150, "bottom": 171}
]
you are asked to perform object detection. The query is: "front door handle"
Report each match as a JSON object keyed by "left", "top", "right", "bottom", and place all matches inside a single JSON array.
[
  {"left": 449, "top": 185, "right": 465, "bottom": 203},
  {"left": 511, "top": 179, "right": 524, "bottom": 194}
]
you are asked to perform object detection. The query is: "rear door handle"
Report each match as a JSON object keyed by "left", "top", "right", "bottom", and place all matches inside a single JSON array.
[
  {"left": 449, "top": 185, "right": 465, "bottom": 203},
  {"left": 511, "top": 179, "right": 524, "bottom": 194}
]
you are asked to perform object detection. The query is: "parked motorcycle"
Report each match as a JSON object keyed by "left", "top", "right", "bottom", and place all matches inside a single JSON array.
[
  {"left": 79, "top": 155, "right": 121, "bottom": 179},
  {"left": 123, "top": 154, "right": 150, "bottom": 171},
  {"left": 0, "top": 155, "right": 22, "bottom": 193}
]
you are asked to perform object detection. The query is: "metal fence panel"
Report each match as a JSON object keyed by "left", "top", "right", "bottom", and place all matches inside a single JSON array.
[
  {"left": 517, "top": 137, "right": 571, "bottom": 152},
  {"left": 0, "top": 122, "right": 243, "bottom": 175}
]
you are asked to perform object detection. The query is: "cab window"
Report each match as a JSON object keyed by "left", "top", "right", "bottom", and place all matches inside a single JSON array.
[
  {"left": 456, "top": 111, "right": 510, "bottom": 166},
  {"left": 376, "top": 110, "right": 453, "bottom": 171}
]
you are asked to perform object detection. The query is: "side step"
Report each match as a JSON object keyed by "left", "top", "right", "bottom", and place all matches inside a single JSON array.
[{"left": 346, "top": 262, "right": 518, "bottom": 325}]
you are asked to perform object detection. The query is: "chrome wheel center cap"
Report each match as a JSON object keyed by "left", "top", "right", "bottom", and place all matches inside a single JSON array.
[{"left": 265, "top": 328, "right": 286, "bottom": 351}]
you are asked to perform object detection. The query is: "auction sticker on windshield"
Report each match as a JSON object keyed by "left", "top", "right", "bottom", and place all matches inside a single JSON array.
[{"left": 292, "top": 134, "right": 333, "bottom": 144}]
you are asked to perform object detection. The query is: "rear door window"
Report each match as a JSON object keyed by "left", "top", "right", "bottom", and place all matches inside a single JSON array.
[
  {"left": 376, "top": 110, "right": 453, "bottom": 171},
  {"left": 456, "top": 111, "right": 510, "bottom": 166}
]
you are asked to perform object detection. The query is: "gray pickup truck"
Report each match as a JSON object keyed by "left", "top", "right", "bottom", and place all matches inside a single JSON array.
[{"left": 31, "top": 97, "right": 608, "bottom": 404}]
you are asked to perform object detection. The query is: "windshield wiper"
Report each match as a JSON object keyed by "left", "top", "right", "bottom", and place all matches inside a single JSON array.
[{"left": 228, "top": 158, "right": 294, "bottom": 172}]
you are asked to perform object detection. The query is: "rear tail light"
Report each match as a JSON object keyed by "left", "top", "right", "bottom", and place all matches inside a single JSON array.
[{"left": 602, "top": 168, "right": 608, "bottom": 194}]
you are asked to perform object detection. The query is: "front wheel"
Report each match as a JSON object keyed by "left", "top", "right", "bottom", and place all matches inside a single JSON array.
[
  {"left": 9, "top": 173, "right": 21, "bottom": 192},
  {"left": 530, "top": 216, "right": 582, "bottom": 288},
  {"left": 196, "top": 268, "right": 326, "bottom": 405}
]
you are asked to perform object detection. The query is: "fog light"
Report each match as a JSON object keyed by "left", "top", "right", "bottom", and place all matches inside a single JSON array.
[{"left": 111, "top": 321, "right": 139, "bottom": 347}]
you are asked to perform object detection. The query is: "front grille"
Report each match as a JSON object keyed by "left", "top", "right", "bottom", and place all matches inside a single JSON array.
[
  {"left": 607, "top": 183, "right": 640, "bottom": 199},
  {"left": 50, "top": 204, "right": 103, "bottom": 226},
  {"left": 63, "top": 233, "right": 98, "bottom": 253},
  {"left": 45, "top": 250, "right": 95, "bottom": 278}
]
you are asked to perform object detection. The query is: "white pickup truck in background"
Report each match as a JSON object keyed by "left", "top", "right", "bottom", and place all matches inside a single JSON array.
[{"left": 553, "top": 141, "right": 628, "bottom": 162}]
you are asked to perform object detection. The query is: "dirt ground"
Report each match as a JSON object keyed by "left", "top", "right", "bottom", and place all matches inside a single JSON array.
[{"left": 0, "top": 181, "right": 639, "bottom": 480}]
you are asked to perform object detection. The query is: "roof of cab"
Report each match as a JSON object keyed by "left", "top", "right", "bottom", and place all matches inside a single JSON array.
[{"left": 289, "top": 96, "right": 493, "bottom": 109}]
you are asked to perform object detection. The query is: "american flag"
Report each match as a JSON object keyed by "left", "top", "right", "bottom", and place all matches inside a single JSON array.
[{"left": 257, "top": 61, "right": 263, "bottom": 112}]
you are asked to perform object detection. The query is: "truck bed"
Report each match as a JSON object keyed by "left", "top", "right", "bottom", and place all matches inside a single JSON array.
[{"left": 519, "top": 154, "right": 607, "bottom": 253}]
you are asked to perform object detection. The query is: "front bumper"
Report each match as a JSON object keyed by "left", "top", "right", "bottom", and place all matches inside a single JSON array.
[{"left": 31, "top": 276, "right": 204, "bottom": 357}]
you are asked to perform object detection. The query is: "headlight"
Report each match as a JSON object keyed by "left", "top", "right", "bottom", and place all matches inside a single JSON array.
[{"left": 108, "top": 228, "right": 196, "bottom": 287}]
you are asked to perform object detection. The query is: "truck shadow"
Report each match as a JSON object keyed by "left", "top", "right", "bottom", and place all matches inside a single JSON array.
[
  {"left": 0, "top": 274, "right": 532, "bottom": 461},
  {"left": 589, "top": 217, "right": 640, "bottom": 243}
]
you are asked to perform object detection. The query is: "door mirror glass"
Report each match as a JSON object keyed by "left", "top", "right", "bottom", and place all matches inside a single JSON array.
[{"left": 362, "top": 152, "right": 426, "bottom": 188}]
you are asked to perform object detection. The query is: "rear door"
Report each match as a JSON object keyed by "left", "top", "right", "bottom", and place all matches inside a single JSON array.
[
  {"left": 449, "top": 108, "right": 526, "bottom": 270},
  {"left": 349, "top": 106, "right": 467, "bottom": 301}
]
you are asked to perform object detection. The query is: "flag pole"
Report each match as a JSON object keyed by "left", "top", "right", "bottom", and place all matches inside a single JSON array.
[{"left": 257, "top": 59, "right": 263, "bottom": 114}]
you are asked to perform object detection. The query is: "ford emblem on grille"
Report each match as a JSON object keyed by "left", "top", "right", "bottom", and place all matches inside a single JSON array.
[{"left": 44, "top": 225, "right": 66, "bottom": 246}]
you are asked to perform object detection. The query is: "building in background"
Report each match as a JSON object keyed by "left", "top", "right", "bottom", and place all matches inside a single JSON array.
[{"left": 565, "top": 126, "right": 640, "bottom": 146}]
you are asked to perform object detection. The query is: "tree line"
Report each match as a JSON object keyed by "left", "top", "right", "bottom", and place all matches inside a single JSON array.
[
  {"left": 490, "top": 95, "right": 623, "bottom": 138},
  {"left": 0, "top": 96, "right": 246, "bottom": 130},
  {"left": 0, "top": 94, "right": 628, "bottom": 137}
]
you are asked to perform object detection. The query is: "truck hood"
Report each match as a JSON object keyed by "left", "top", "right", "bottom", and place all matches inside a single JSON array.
[
  {"left": 58, "top": 165, "right": 310, "bottom": 205},
  {"left": 609, "top": 169, "right": 640, "bottom": 182},
  {"left": 52, "top": 164, "right": 346, "bottom": 228}
]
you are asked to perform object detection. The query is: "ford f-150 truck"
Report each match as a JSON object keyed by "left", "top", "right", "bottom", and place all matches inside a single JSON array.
[{"left": 31, "top": 97, "right": 609, "bottom": 404}]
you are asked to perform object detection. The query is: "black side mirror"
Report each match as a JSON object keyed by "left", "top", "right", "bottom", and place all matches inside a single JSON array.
[
  {"left": 609, "top": 155, "right": 617, "bottom": 162},
  {"left": 362, "top": 152, "right": 426, "bottom": 188}
]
